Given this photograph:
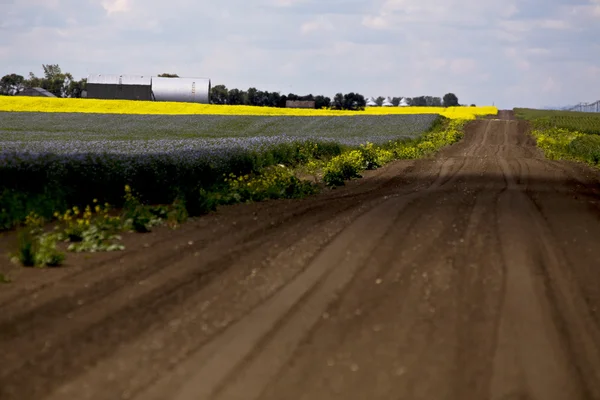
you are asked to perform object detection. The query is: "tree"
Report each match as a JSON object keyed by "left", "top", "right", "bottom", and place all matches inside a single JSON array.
[
  {"left": 299, "top": 94, "right": 314, "bottom": 102},
  {"left": 277, "top": 94, "right": 288, "bottom": 108},
  {"left": 332, "top": 93, "right": 344, "bottom": 110},
  {"left": 411, "top": 96, "right": 427, "bottom": 107},
  {"left": 314, "top": 95, "right": 331, "bottom": 109},
  {"left": 391, "top": 97, "right": 401, "bottom": 106},
  {"left": 443, "top": 93, "right": 459, "bottom": 107},
  {"left": 376, "top": 96, "right": 385, "bottom": 106},
  {"left": 23, "top": 64, "right": 74, "bottom": 97},
  {"left": 24, "top": 71, "right": 42, "bottom": 89},
  {"left": 211, "top": 84, "right": 228, "bottom": 104},
  {"left": 343, "top": 92, "right": 366, "bottom": 111},
  {"left": 42, "top": 64, "right": 72, "bottom": 97},
  {"left": 247, "top": 87, "right": 259, "bottom": 106},
  {"left": 432, "top": 97, "right": 442, "bottom": 107},
  {"left": 227, "top": 88, "right": 246, "bottom": 105},
  {"left": 65, "top": 78, "right": 87, "bottom": 98},
  {"left": 267, "top": 91, "right": 281, "bottom": 107},
  {"left": 0, "top": 73, "right": 25, "bottom": 95},
  {"left": 158, "top": 73, "right": 179, "bottom": 78}
]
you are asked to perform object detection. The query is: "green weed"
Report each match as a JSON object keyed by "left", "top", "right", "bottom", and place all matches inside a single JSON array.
[{"left": 13, "top": 212, "right": 65, "bottom": 268}]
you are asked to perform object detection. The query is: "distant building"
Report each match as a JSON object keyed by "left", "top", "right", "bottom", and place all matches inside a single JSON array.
[
  {"left": 366, "top": 97, "right": 378, "bottom": 107},
  {"left": 399, "top": 97, "right": 409, "bottom": 107},
  {"left": 85, "top": 74, "right": 211, "bottom": 104},
  {"left": 382, "top": 97, "right": 393, "bottom": 107},
  {"left": 15, "top": 87, "right": 57, "bottom": 97},
  {"left": 286, "top": 100, "right": 315, "bottom": 109},
  {"left": 87, "top": 74, "right": 153, "bottom": 101}
]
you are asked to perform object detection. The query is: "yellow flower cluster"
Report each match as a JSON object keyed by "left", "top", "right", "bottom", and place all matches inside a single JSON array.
[
  {"left": 322, "top": 119, "right": 467, "bottom": 186},
  {"left": 24, "top": 211, "right": 46, "bottom": 232},
  {"left": 0, "top": 97, "right": 497, "bottom": 120},
  {"left": 53, "top": 199, "right": 120, "bottom": 241}
]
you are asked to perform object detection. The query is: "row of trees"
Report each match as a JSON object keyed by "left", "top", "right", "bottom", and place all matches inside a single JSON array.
[
  {"left": 210, "top": 84, "right": 336, "bottom": 109},
  {"left": 0, "top": 65, "right": 87, "bottom": 98},
  {"left": 210, "top": 85, "right": 461, "bottom": 109},
  {"left": 0, "top": 65, "right": 462, "bottom": 108}
]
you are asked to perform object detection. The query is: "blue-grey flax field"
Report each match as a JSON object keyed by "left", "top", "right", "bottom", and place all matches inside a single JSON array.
[{"left": 0, "top": 112, "right": 439, "bottom": 229}]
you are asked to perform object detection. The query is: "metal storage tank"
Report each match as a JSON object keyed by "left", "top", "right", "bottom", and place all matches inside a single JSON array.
[
  {"left": 87, "top": 74, "right": 153, "bottom": 100},
  {"left": 151, "top": 77, "right": 211, "bottom": 104}
]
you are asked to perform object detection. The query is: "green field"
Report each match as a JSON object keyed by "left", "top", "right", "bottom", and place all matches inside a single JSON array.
[
  {"left": 515, "top": 108, "right": 600, "bottom": 167},
  {"left": 514, "top": 108, "right": 600, "bottom": 135}
]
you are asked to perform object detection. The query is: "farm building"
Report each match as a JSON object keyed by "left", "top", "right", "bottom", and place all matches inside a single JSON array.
[
  {"left": 87, "top": 74, "right": 153, "bottom": 101},
  {"left": 85, "top": 74, "right": 212, "bottom": 104},
  {"left": 382, "top": 97, "right": 394, "bottom": 107},
  {"left": 15, "top": 87, "right": 57, "bottom": 97},
  {"left": 151, "top": 77, "right": 211, "bottom": 104},
  {"left": 286, "top": 100, "right": 316, "bottom": 109},
  {"left": 399, "top": 97, "right": 409, "bottom": 107},
  {"left": 366, "top": 97, "right": 377, "bottom": 107}
]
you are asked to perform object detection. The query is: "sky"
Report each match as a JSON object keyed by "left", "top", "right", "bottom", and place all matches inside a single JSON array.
[{"left": 1, "top": 0, "right": 600, "bottom": 109}]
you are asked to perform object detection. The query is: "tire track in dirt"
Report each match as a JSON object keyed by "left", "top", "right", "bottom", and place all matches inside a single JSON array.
[{"left": 490, "top": 155, "right": 584, "bottom": 399}]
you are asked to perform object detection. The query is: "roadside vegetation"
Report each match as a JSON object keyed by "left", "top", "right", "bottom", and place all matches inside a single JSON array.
[
  {"left": 515, "top": 108, "right": 600, "bottom": 167},
  {"left": 2, "top": 116, "right": 468, "bottom": 269},
  {"left": 515, "top": 108, "right": 600, "bottom": 135}
]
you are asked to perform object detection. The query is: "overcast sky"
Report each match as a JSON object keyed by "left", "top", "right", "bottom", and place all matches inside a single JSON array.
[{"left": 1, "top": 0, "right": 600, "bottom": 109}]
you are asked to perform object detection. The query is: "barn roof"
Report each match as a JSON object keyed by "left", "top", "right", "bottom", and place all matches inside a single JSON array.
[
  {"left": 15, "top": 87, "right": 57, "bottom": 97},
  {"left": 31, "top": 87, "right": 56, "bottom": 97},
  {"left": 87, "top": 74, "right": 152, "bottom": 86}
]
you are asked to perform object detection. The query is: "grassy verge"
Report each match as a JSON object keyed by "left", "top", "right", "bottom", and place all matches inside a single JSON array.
[
  {"left": 514, "top": 108, "right": 600, "bottom": 135},
  {"left": 530, "top": 128, "right": 600, "bottom": 166},
  {"left": 515, "top": 108, "right": 600, "bottom": 167}
]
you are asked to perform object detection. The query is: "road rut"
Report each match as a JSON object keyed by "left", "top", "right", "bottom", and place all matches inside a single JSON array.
[{"left": 2, "top": 111, "right": 600, "bottom": 399}]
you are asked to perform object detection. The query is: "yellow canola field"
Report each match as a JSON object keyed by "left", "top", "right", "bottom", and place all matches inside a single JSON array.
[{"left": 0, "top": 97, "right": 497, "bottom": 120}]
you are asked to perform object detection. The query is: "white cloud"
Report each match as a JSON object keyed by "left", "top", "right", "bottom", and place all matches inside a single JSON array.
[
  {"left": 362, "top": 15, "right": 388, "bottom": 29},
  {"left": 101, "top": 0, "right": 131, "bottom": 14},
  {"left": 301, "top": 16, "right": 334, "bottom": 34},
  {"left": 271, "top": 0, "right": 310, "bottom": 7},
  {"left": 542, "top": 77, "right": 561, "bottom": 94},
  {"left": 449, "top": 59, "right": 477, "bottom": 75}
]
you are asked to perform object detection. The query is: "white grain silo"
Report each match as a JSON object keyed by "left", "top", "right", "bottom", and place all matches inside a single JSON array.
[{"left": 151, "top": 77, "right": 211, "bottom": 104}]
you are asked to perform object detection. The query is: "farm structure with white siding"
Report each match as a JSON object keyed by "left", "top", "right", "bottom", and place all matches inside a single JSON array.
[{"left": 86, "top": 74, "right": 211, "bottom": 104}]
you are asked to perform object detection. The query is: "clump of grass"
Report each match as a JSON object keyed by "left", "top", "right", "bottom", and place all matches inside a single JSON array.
[
  {"left": 122, "top": 185, "right": 162, "bottom": 233},
  {"left": 0, "top": 273, "right": 10, "bottom": 284},
  {"left": 54, "top": 199, "right": 125, "bottom": 253},
  {"left": 12, "top": 212, "right": 65, "bottom": 268}
]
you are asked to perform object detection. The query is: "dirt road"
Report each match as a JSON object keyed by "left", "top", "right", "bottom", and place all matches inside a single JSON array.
[{"left": 2, "top": 111, "right": 600, "bottom": 399}]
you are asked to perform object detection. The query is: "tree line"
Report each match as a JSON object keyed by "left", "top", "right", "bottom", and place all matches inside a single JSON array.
[
  {"left": 0, "top": 65, "right": 463, "bottom": 108},
  {"left": 0, "top": 65, "right": 87, "bottom": 98},
  {"left": 210, "top": 85, "right": 462, "bottom": 109}
]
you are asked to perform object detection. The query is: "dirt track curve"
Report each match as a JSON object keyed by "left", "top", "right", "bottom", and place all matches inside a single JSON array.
[{"left": 2, "top": 110, "right": 600, "bottom": 400}]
